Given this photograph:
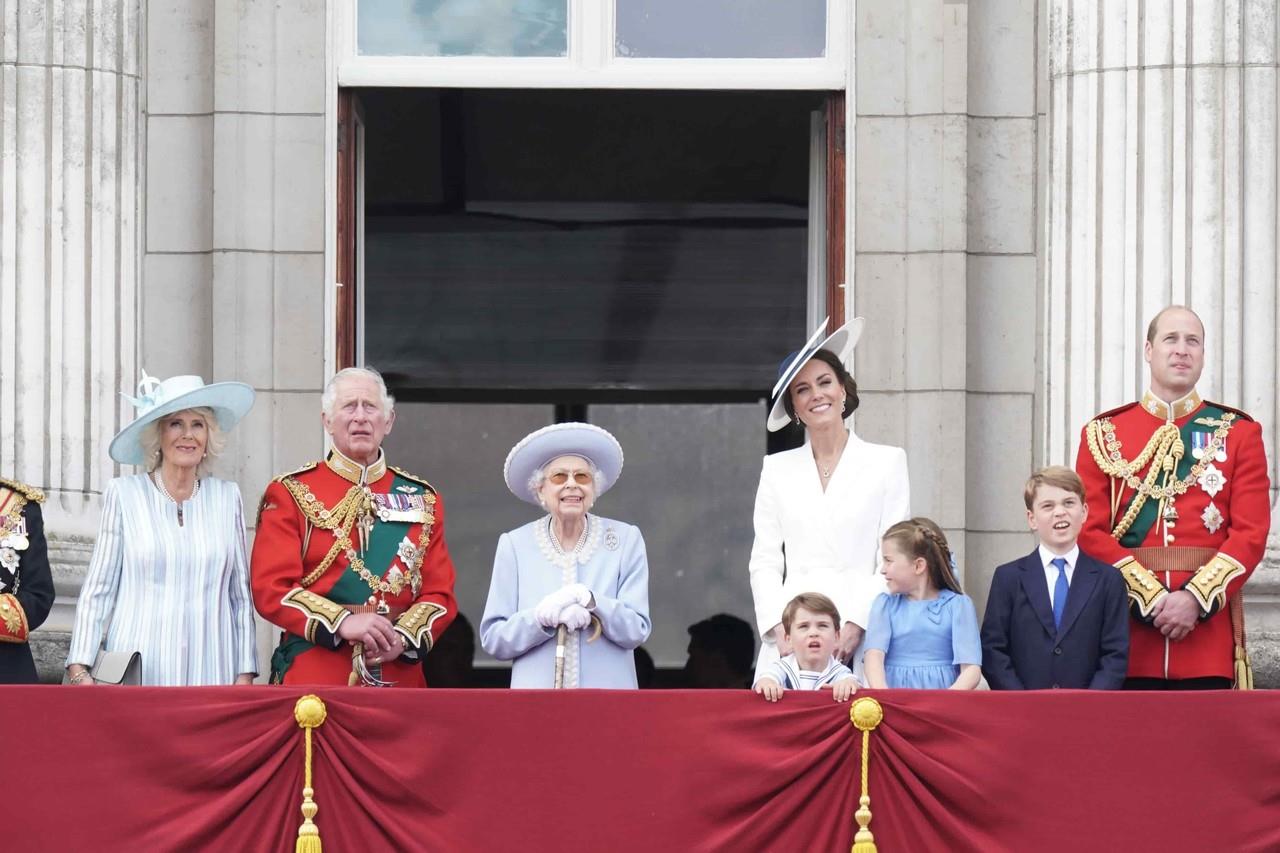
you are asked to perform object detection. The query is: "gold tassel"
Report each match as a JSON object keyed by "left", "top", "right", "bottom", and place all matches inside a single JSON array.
[
  {"left": 850, "top": 697, "right": 884, "bottom": 853},
  {"left": 349, "top": 644, "right": 362, "bottom": 687},
  {"left": 1235, "top": 646, "right": 1254, "bottom": 691},
  {"left": 294, "top": 694, "right": 328, "bottom": 853},
  {"left": 1229, "top": 593, "right": 1253, "bottom": 690}
]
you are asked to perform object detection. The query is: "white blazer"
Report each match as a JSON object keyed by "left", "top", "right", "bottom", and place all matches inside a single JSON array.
[{"left": 747, "top": 431, "right": 910, "bottom": 640}]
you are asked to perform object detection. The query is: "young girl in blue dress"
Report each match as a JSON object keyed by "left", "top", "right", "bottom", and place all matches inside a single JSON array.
[{"left": 863, "top": 517, "right": 982, "bottom": 690}]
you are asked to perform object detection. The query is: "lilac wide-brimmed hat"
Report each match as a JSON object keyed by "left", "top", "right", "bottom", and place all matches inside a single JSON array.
[{"left": 503, "top": 422, "right": 624, "bottom": 505}]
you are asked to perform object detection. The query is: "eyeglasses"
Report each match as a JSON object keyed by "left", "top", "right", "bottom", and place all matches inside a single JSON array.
[{"left": 547, "top": 470, "right": 592, "bottom": 486}]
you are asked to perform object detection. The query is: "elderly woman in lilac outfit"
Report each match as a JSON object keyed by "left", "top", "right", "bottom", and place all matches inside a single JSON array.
[{"left": 480, "top": 423, "right": 651, "bottom": 688}]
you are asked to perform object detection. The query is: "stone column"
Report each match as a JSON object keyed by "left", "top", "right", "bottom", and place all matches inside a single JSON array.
[
  {"left": 0, "top": 0, "right": 142, "bottom": 677},
  {"left": 1045, "top": 0, "right": 1280, "bottom": 684}
]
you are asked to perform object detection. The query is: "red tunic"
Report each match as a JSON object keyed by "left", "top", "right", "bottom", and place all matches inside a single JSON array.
[
  {"left": 251, "top": 452, "right": 457, "bottom": 686},
  {"left": 1075, "top": 391, "right": 1271, "bottom": 680}
]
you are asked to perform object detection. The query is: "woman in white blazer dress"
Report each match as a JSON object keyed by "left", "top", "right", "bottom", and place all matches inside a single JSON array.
[{"left": 748, "top": 318, "right": 910, "bottom": 678}]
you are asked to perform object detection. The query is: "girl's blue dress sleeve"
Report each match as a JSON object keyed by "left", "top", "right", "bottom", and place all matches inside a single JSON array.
[{"left": 950, "top": 593, "right": 982, "bottom": 665}]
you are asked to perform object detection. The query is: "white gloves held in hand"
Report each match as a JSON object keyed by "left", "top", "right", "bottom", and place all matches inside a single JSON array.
[
  {"left": 534, "top": 583, "right": 594, "bottom": 628},
  {"left": 557, "top": 603, "right": 593, "bottom": 632}
]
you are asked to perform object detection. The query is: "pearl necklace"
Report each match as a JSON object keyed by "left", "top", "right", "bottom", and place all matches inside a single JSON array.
[
  {"left": 547, "top": 516, "right": 590, "bottom": 556},
  {"left": 153, "top": 470, "right": 200, "bottom": 526}
]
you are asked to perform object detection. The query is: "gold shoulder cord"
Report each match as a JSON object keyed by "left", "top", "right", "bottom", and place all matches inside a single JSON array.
[
  {"left": 280, "top": 477, "right": 365, "bottom": 588},
  {"left": 1085, "top": 415, "right": 1235, "bottom": 539},
  {"left": 279, "top": 476, "right": 427, "bottom": 597}
]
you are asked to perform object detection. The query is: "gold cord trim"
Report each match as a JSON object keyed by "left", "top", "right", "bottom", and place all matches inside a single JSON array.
[
  {"left": 1185, "top": 554, "right": 1246, "bottom": 614},
  {"left": 294, "top": 695, "right": 327, "bottom": 853},
  {"left": 850, "top": 697, "right": 884, "bottom": 853},
  {"left": 1085, "top": 414, "right": 1234, "bottom": 539},
  {"left": 279, "top": 476, "right": 429, "bottom": 597}
]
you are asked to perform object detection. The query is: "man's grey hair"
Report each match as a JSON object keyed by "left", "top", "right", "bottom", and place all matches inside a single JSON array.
[
  {"left": 526, "top": 457, "right": 607, "bottom": 503},
  {"left": 321, "top": 367, "right": 395, "bottom": 418}
]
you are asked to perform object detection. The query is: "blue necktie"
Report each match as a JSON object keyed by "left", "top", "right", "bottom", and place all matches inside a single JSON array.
[{"left": 1051, "top": 557, "right": 1069, "bottom": 630}]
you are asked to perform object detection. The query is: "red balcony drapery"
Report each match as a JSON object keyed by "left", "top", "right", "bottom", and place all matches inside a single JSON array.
[{"left": 4, "top": 687, "right": 1278, "bottom": 852}]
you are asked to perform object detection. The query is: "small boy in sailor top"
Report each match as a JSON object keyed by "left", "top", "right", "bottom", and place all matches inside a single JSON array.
[{"left": 753, "top": 592, "right": 858, "bottom": 702}]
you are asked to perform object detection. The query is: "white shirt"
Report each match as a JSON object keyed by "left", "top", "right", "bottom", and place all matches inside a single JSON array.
[{"left": 1038, "top": 543, "right": 1079, "bottom": 609}]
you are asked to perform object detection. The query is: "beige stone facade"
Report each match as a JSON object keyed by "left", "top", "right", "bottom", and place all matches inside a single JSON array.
[{"left": 4, "top": 0, "right": 1277, "bottom": 683}]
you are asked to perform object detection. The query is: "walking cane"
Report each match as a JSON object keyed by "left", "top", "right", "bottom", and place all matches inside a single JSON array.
[
  {"left": 553, "top": 625, "right": 569, "bottom": 689},
  {"left": 553, "top": 617, "right": 604, "bottom": 689}
]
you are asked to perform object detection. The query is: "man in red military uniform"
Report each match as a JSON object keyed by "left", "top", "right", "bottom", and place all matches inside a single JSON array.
[
  {"left": 1075, "top": 306, "right": 1271, "bottom": 689},
  {"left": 252, "top": 367, "right": 457, "bottom": 686}
]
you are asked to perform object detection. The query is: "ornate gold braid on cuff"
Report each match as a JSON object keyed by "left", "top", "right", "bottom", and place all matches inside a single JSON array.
[
  {"left": 1184, "top": 554, "right": 1246, "bottom": 615},
  {"left": 1115, "top": 556, "right": 1168, "bottom": 617},
  {"left": 0, "top": 593, "right": 28, "bottom": 642},
  {"left": 282, "top": 588, "right": 348, "bottom": 637},
  {"left": 395, "top": 602, "right": 447, "bottom": 651}
]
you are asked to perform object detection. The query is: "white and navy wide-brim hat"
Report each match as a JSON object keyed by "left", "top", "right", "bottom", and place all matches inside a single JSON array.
[
  {"left": 503, "top": 422, "right": 625, "bottom": 505},
  {"left": 108, "top": 370, "right": 256, "bottom": 465},
  {"left": 766, "top": 316, "right": 865, "bottom": 432}
]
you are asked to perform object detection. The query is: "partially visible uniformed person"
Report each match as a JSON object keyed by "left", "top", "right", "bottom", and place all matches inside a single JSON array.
[
  {"left": 1075, "top": 305, "right": 1272, "bottom": 689},
  {"left": 0, "top": 477, "right": 54, "bottom": 683},
  {"left": 251, "top": 367, "right": 457, "bottom": 687}
]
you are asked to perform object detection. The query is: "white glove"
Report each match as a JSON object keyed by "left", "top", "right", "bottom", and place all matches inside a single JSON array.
[
  {"left": 534, "top": 586, "right": 581, "bottom": 628},
  {"left": 563, "top": 582, "right": 593, "bottom": 608},
  {"left": 558, "top": 603, "right": 592, "bottom": 632}
]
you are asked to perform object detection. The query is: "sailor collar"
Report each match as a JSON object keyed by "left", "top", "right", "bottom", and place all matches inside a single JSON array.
[
  {"left": 326, "top": 447, "right": 387, "bottom": 485},
  {"left": 1140, "top": 388, "right": 1202, "bottom": 422}
]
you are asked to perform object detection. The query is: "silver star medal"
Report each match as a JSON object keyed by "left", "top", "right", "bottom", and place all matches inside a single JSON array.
[
  {"left": 397, "top": 536, "right": 422, "bottom": 567},
  {"left": 1201, "top": 502, "right": 1224, "bottom": 535},
  {"left": 0, "top": 546, "right": 17, "bottom": 571},
  {"left": 1197, "top": 463, "right": 1226, "bottom": 498}
]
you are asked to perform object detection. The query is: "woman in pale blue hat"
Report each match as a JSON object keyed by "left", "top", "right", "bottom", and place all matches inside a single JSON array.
[
  {"left": 65, "top": 372, "right": 259, "bottom": 686},
  {"left": 480, "top": 423, "right": 651, "bottom": 688},
  {"left": 748, "top": 318, "right": 911, "bottom": 683}
]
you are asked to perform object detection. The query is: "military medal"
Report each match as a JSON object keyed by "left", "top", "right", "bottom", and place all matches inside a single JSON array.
[
  {"left": 1197, "top": 463, "right": 1225, "bottom": 498},
  {"left": 0, "top": 546, "right": 16, "bottom": 571},
  {"left": 397, "top": 536, "right": 422, "bottom": 567},
  {"left": 373, "top": 493, "right": 426, "bottom": 523},
  {"left": 1202, "top": 502, "right": 1224, "bottom": 534}
]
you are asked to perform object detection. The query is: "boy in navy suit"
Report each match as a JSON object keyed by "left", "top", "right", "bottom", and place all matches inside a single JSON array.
[{"left": 981, "top": 466, "right": 1129, "bottom": 689}]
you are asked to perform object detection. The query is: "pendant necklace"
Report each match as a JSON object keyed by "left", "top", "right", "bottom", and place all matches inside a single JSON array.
[{"left": 153, "top": 471, "right": 200, "bottom": 526}]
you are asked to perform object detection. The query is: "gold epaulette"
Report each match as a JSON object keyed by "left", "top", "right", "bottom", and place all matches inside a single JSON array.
[
  {"left": 272, "top": 461, "right": 320, "bottom": 483},
  {"left": 1115, "top": 556, "right": 1168, "bottom": 618},
  {"left": 0, "top": 477, "right": 44, "bottom": 503},
  {"left": 1185, "top": 554, "right": 1246, "bottom": 614},
  {"left": 390, "top": 466, "right": 437, "bottom": 494},
  {"left": 1090, "top": 401, "right": 1140, "bottom": 422},
  {"left": 1205, "top": 400, "right": 1255, "bottom": 422}
]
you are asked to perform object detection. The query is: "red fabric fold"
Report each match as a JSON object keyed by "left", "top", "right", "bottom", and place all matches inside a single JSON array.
[{"left": 4, "top": 686, "right": 1278, "bottom": 852}]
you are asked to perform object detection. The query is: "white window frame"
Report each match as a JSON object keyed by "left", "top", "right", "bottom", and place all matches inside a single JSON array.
[{"left": 337, "top": 0, "right": 849, "bottom": 90}]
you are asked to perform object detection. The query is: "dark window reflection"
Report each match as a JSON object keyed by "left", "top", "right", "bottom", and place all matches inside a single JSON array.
[{"left": 362, "top": 89, "right": 817, "bottom": 400}]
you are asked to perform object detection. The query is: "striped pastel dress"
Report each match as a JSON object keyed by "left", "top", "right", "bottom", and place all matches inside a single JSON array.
[{"left": 67, "top": 474, "right": 258, "bottom": 685}]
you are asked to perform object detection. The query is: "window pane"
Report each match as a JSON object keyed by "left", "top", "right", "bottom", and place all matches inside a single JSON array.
[
  {"left": 358, "top": 0, "right": 568, "bottom": 57},
  {"left": 616, "top": 0, "right": 825, "bottom": 59},
  {"left": 362, "top": 89, "right": 816, "bottom": 397},
  {"left": 590, "top": 403, "right": 763, "bottom": 667}
]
